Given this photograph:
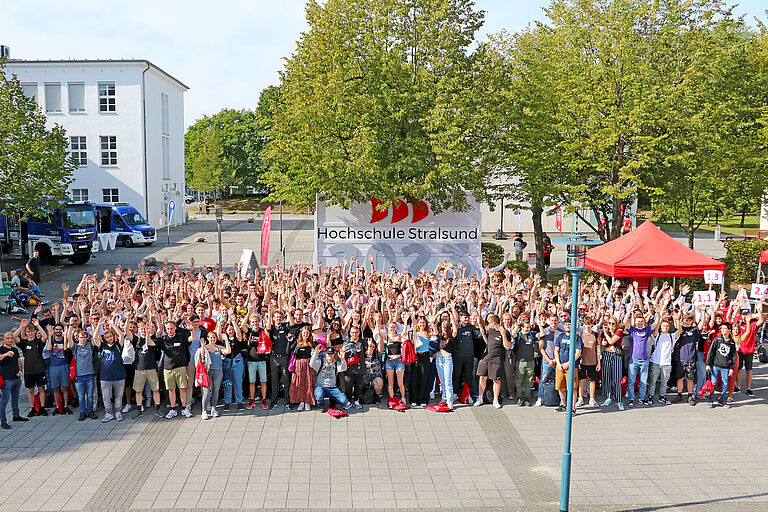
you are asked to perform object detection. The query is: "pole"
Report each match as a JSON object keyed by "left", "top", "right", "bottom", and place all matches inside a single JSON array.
[
  {"left": 279, "top": 200, "right": 284, "bottom": 268},
  {"left": 500, "top": 197, "right": 504, "bottom": 233},
  {"left": 217, "top": 220, "right": 222, "bottom": 269},
  {"left": 560, "top": 269, "right": 581, "bottom": 512}
]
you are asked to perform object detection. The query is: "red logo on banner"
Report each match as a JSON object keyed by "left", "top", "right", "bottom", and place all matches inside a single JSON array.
[
  {"left": 370, "top": 197, "right": 430, "bottom": 224},
  {"left": 260, "top": 206, "right": 271, "bottom": 266}
]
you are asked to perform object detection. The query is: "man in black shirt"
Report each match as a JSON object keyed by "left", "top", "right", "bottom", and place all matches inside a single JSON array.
[
  {"left": 134, "top": 324, "right": 162, "bottom": 418},
  {"left": 453, "top": 311, "right": 483, "bottom": 403},
  {"left": 150, "top": 320, "right": 191, "bottom": 419},
  {"left": 266, "top": 309, "right": 297, "bottom": 409},
  {"left": 0, "top": 332, "right": 28, "bottom": 429},
  {"left": 26, "top": 250, "right": 41, "bottom": 285}
]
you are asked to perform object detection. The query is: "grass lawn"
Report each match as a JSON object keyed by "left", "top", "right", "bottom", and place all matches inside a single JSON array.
[
  {"left": 185, "top": 197, "right": 304, "bottom": 214},
  {"left": 642, "top": 212, "right": 762, "bottom": 236}
]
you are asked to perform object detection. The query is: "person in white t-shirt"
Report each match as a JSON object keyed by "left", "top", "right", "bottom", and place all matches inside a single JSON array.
[{"left": 647, "top": 316, "right": 680, "bottom": 405}]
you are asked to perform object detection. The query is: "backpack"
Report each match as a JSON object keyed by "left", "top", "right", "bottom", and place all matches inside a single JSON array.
[{"left": 360, "top": 385, "right": 378, "bottom": 405}]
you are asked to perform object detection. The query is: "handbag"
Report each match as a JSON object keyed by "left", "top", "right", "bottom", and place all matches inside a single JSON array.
[
  {"left": 0, "top": 374, "right": 4, "bottom": 390},
  {"left": 121, "top": 340, "right": 135, "bottom": 364},
  {"left": 288, "top": 348, "right": 298, "bottom": 372},
  {"left": 413, "top": 334, "right": 425, "bottom": 350},
  {"left": 195, "top": 360, "right": 210, "bottom": 388},
  {"left": 401, "top": 339, "right": 417, "bottom": 364},
  {"left": 698, "top": 372, "right": 714, "bottom": 398},
  {"left": 257, "top": 331, "right": 272, "bottom": 354},
  {"left": 69, "top": 358, "right": 77, "bottom": 381}
]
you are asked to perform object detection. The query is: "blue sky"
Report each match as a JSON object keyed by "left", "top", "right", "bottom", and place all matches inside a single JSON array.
[{"left": 1, "top": 0, "right": 764, "bottom": 127}]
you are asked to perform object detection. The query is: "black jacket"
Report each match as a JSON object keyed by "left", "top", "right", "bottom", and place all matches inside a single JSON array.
[{"left": 706, "top": 335, "right": 737, "bottom": 369}]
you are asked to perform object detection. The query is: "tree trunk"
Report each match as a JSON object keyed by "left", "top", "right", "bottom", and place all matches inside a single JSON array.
[
  {"left": 740, "top": 208, "right": 746, "bottom": 228},
  {"left": 688, "top": 218, "right": 695, "bottom": 249},
  {"left": 715, "top": 209, "right": 719, "bottom": 225},
  {"left": 531, "top": 203, "right": 546, "bottom": 281}
]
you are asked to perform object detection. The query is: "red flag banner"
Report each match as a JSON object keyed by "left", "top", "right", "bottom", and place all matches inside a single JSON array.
[
  {"left": 260, "top": 206, "right": 272, "bottom": 266},
  {"left": 555, "top": 206, "right": 562, "bottom": 232}
]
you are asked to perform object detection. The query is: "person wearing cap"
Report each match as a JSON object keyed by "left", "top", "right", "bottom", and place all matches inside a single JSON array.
[{"left": 310, "top": 345, "right": 351, "bottom": 412}]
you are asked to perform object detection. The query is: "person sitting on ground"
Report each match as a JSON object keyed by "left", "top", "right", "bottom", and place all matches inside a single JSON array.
[{"left": 310, "top": 345, "right": 351, "bottom": 412}]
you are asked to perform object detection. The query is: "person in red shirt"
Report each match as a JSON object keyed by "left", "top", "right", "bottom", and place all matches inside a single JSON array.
[{"left": 733, "top": 299, "right": 763, "bottom": 397}]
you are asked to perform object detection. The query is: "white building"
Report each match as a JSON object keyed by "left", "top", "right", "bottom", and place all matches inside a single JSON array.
[{"left": 5, "top": 56, "right": 188, "bottom": 228}]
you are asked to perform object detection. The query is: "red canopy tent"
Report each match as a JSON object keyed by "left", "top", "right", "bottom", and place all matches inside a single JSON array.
[{"left": 585, "top": 221, "right": 724, "bottom": 286}]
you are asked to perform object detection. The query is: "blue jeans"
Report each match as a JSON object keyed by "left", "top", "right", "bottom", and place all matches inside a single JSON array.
[
  {"left": 75, "top": 374, "right": 95, "bottom": 414},
  {"left": 695, "top": 352, "right": 707, "bottom": 394},
  {"left": 710, "top": 367, "right": 730, "bottom": 404},
  {"left": 538, "top": 360, "right": 554, "bottom": 398},
  {"left": 0, "top": 378, "right": 21, "bottom": 423},
  {"left": 435, "top": 353, "right": 454, "bottom": 403},
  {"left": 223, "top": 355, "right": 244, "bottom": 404},
  {"left": 314, "top": 386, "right": 349, "bottom": 407},
  {"left": 627, "top": 358, "right": 649, "bottom": 401}
]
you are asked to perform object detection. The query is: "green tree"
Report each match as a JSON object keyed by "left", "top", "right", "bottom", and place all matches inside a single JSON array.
[
  {"left": 0, "top": 61, "right": 74, "bottom": 219},
  {"left": 186, "top": 128, "right": 232, "bottom": 194},
  {"left": 185, "top": 103, "right": 272, "bottom": 194},
  {"left": 263, "top": 0, "right": 487, "bottom": 213}
]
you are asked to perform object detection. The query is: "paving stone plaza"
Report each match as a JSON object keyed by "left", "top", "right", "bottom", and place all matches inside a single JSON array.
[{"left": 0, "top": 215, "right": 765, "bottom": 512}]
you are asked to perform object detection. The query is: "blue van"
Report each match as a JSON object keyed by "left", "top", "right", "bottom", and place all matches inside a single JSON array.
[{"left": 94, "top": 203, "right": 156, "bottom": 247}]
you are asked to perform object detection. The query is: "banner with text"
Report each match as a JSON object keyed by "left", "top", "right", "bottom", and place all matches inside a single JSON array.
[{"left": 315, "top": 197, "right": 481, "bottom": 274}]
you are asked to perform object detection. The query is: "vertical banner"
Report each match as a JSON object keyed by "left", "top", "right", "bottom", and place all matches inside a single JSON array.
[
  {"left": 555, "top": 205, "right": 562, "bottom": 232},
  {"left": 167, "top": 200, "right": 175, "bottom": 244},
  {"left": 513, "top": 208, "right": 522, "bottom": 231},
  {"left": 260, "top": 206, "right": 272, "bottom": 266}
]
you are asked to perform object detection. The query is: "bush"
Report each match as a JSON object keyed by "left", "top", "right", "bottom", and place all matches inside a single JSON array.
[
  {"left": 505, "top": 259, "right": 530, "bottom": 279},
  {"left": 481, "top": 242, "right": 505, "bottom": 267},
  {"left": 724, "top": 240, "right": 768, "bottom": 285}
]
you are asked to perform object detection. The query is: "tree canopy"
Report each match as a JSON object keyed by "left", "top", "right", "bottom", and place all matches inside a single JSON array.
[{"left": 0, "top": 60, "right": 74, "bottom": 218}]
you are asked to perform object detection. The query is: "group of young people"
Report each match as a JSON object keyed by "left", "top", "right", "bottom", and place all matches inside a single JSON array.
[{"left": 0, "top": 255, "right": 764, "bottom": 430}]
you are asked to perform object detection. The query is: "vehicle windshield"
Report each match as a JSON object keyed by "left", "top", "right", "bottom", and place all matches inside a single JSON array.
[
  {"left": 122, "top": 212, "right": 147, "bottom": 226},
  {"left": 63, "top": 206, "right": 96, "bottom": 229}
]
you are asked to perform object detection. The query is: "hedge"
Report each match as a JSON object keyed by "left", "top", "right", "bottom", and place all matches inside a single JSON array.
[
  {"left": 481, "top": 242, "right": 505, "bottom": 267},
  {"left": 724, "top": 240, "right": 768, "bottom": 285}
]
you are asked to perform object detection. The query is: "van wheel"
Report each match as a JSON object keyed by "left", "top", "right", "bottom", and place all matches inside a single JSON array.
[
  {"left": 122, "top": 237, "right": 134, "bottom": 248},
  {"left": 35, "top": 244, "right": 54, "bottom": 265}
]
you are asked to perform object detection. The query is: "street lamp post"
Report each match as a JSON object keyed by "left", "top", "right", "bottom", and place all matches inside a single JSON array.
[
  {"left": 215, "top": 205, "right": 223, "bottom": 269},
  {"left": 552, "top": 233, "right": 602, "bottom": 512}
]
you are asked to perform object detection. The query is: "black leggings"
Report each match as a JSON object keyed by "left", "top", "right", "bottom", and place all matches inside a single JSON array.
[
  {"left": 344, "top": 371, "right": 364, "bottom": 402},
  {"left": 453, "top": 355, "right": 477, "bottom": 400},
  {"left": 269, "top": 355, "right": 290, "bottom": 402},
  {"left": 409, "top": 353, "right": 430, "bottom": 404}
]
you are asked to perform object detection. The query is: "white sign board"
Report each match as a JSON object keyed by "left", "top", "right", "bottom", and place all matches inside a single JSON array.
[
  {"left": 315, "top": 197, "right": 481, "bottom": 275},
  {"left": 692, "top": 290, "right": 716, "bottom": 306},
  {"left": 703, "top": 270, "right": 723, "bottom": 285},
  {"left": 238, "top": 249, "right": 258, "bottom": 278},
  {"left": 750, "top": 283, "right": 768, "bottom": 299}
]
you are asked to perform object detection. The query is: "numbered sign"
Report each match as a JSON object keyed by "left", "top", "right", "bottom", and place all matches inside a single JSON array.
[
  {"left": 703, "top": 270, "right": 723, "bottom": 285},
  {"left": 692, "top": 290, "right": 716, "bottom": 306},
  {"left": 750, "top": 283, "right": 768, "bottom": 299}
]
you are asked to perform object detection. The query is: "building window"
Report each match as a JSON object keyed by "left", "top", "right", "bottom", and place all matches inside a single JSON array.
[
  {"left": 21, "top": 83, "right": 38, "bottom": 102},
  {"left": 68, "top": 83, "right": 85, "bottom": 112},
  {"left": 161, "top": 93, "right": 169, "bottom": 135},
  {"left": 45, "top": 83, "right": 62, "bottom": 113},
  {"left": 100, "top": 136, "right": 117, "bottom": 166},
  {"left": 162, "top": 136, "right": 170, "bottom": 180},
  {"left": 98, "top": 82, "right": 116, "bottom": 112},
  {"left": 102, "top": 189, "right": 119, "bottom": 202},
  {"left": 70, "top": 136, "right": 87, "bottom": 167},
  {"left": 71, "top": 189, "right": 89, "bottom": 202}
]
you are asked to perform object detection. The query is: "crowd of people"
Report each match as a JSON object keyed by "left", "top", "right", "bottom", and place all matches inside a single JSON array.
[{"left": 0, "top": 255, "right": 764, "bottom": 429}]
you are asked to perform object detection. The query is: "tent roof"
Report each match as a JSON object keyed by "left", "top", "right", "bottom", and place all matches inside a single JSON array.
[{"left": 585, "top": 221, "right": 724, "bottom": 277}]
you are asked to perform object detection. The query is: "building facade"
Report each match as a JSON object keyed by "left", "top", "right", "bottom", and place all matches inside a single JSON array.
[{"left": 5, "top": 58, "right": 188, "bottom": 228}]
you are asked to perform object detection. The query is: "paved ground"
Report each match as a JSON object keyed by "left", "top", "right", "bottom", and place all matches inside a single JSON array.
[{"left": 1, "top": 214, "right": 765, "bottom": 512}]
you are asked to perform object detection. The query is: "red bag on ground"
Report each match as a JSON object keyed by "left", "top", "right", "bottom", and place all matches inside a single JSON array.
[
  {"left": 69, "top": 358, "right": 77, "bottom": 381},
  {"left": 394, "top": 399, "right": 409, "bottom": 411},
  {"left": 427, "top": 401, "right": 451, "bottom": 412},
  {"left": 257, "top": 331, "right": 272, "bottom": 354},
  {"left": 195, "top": 361, "right": 210, "bottom": 388},
  {"left": 328, "top": 408, "right": 347, "bottom": 418},
  {"left": 401, "top": 340, "right": 417, "bottom": 364},
  {"left": 458, "top": 383, "right": 471, "bottom": 404}
]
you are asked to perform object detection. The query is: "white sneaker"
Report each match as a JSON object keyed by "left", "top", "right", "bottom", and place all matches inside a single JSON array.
[
  {"left": 534, "top": 398, "right": 543, "bottom": 407},
  {"left": 115, "top": 412, "right": 123, "bottom": 421},
  {"left": 447, "top": 401, "right": 455, "bottom": 410},
  {"left": 298, "top": 402, "right": 305, "bottom": 411},
  {"left": 211, "top": 408, "right": 219, "bottom": 418},
  {"left": 473, "top": 397, "right": 483, "bottom": 407},
  {"left": 493, "top": 399, "right": 501, "bottom": 409},
  {"left": 102, "top": 413, "right": 114, "bottom": 423},
  {"left": 344, "top": 402, "right": 352, "bottom": 410},
  {"left": 429, "top": 392, "right": 435, "bottom": 400},
  {"left": 181, "top": 406, "right": 192, "bottom": 418},
  {"left": 354, "top": 400, "right": 362, "bottom": 410},
  {"left": 121, "top": 404, "right": 132, "bottom": 413},
  {"left": 165, "top": 408, "right": 178, "bottom": 419},
  {"left": 201, "top": 410, "right": 209, "bottom": 420},
  {"left": 575, "top": 398, "right": 583, "bottom": 407},
  {"left": 589, "top": 398, "right": 597, "bottom": 407}
]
